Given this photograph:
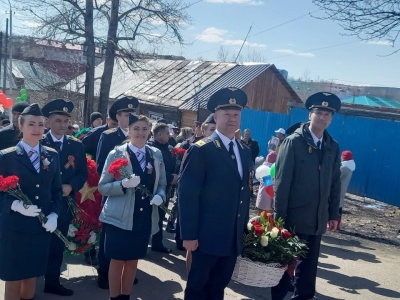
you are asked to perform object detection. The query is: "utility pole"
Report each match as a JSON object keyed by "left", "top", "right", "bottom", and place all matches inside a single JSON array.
[
  {"left": 2, "top": 19, "right": 8, "bottom": 92},
  {"left": 8, "top": 0, "right": 13, "bottom": 95}
]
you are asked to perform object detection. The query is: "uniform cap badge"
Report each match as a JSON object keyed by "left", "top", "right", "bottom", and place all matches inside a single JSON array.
[
  {"left": 128, "top": 104, "right": 133, "bottom": 108},
  {"left": 228, "top": 88, "right": 238, "bottom": 91},
  {"left": 63, "top": 107, "right": 68, "bottom": 112},
  {"left": 322, "top": 101, "right": 329, "bottom": 107},
  {"left": 229, "top": 98, "right": 237, "bottom": 104}
]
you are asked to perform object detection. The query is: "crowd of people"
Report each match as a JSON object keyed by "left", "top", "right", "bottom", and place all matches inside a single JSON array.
[{"left": 0, "top": 88, "right": 356, "bottom": 300}]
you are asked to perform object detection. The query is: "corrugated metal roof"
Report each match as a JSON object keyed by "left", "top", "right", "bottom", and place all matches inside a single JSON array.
[
  {"left": 0, "top": 59, "right": 64, "bottom": 91},
  {"left": 180, "top": 64, "right": 272, "bottom": 110},
  {"left": 67, "top": 58, "right": 236, "bottom": 107},
  {"left": 342, "top": 95, "right": 400, "bottom": 109}
]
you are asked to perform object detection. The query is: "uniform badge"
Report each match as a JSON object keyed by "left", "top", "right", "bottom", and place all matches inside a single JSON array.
[
  {"left": 229, "top": 98, "right": 236, "bottom": 104},
  {"left": 228, "top": 88, "right": 238, "bottom": 91},
  {"left": 128, "top": 104, "right": 133, "bottom": 108},
  {"left": 41, "top": 156, "right": 51, "bottom": 171},
  {"left": 65, "top": 155, "right": 75, "bottom": 169},
  {"left": 146, "top": 162, "right": 153, "bottom": 174},
  {"left": 63, "top": 107, "right": 68, "bottom": 112},
  {"left": 215, "top": 140, "right": 221, "bottom": 149},
  {"left": 309, "top": 146, "right": 312, "bottom": 153},
  {"left": 322, "top": 101, "right": 329, "bottom": 107}
]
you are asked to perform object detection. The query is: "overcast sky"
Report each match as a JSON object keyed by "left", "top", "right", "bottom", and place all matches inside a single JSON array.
[{"left": 1, "top": 0, "right": 399, "bottom": 88}]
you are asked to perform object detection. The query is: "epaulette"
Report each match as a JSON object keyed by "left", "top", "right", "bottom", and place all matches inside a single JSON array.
[
  {"left": 196, "top": 137, "right": 212, "bottom": 147},
  {"left": 104, "top": 128, "right": 118, "bottom": 134},
  {"left": 0, "top": 146, "right": 16, "bottom": 155},
  {"left": 67, "top": 135, "right": 81, "bottom": 142},
  {"left": 44, "top": 146, "right": 58, "bottom": 153}
]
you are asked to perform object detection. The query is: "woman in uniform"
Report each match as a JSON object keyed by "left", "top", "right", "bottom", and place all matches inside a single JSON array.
[
  {"left": 98, "top": 114, "right": 166, "bottom": 300},
  {"left": 0, "top": 103, "right": 62, "bottom": 300}
]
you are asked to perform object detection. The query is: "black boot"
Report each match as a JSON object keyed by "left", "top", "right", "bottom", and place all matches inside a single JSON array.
[
  {"left": 97, "top": 269, "right": 109, "bottom": 289},
  {"left": 44, "top": 283, "right": 74, "bottom": 296},
  {"left": 120, "top": 295, "right": 130, "bottom": 300}
]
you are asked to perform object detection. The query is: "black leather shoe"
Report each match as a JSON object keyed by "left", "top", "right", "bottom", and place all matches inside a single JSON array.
[
  {"left": 44, "top": 284, "right": 74, "bottom": 296},
  {"left": 151, "top": 246, "right": 172, "bottom": 254}
]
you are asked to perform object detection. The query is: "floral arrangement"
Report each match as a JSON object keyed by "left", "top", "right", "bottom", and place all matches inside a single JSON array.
[
  {"left": 74, "top": 128, "right": 90, "bottom": 140},
  {"left": 65, "top": 223, "right": 99, "bottom": 255},
  {"left": 170, "top": 148, "right": 186, "bottom": 158},
  {"left": 243, "top": 211, "right": 308, "bottom": 266},
  {"left": 65, "top": 156, "right": 102, "bottom": 255},
  {"left": 0, "top": 175, "right": 69, "bottom": 246},
  {"left": 108, "top": 158, "right": 170, "bottom": 215}
]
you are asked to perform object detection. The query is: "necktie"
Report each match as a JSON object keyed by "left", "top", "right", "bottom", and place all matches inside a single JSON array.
[
  {"left": 229, "top": 141, "right": 238, "bottom": 167},
  {"left": 53, "top": 141, "right": 62, "bottom": 152},
  {"left": 29, "top": 149, "right": 40, "bottom": 173},
  {"left": 136, "top": 150, "right": 146, "bottom": 172}
]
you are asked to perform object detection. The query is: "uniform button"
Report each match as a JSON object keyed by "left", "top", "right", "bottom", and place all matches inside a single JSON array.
[
  {"left": 60, "top": 172, "right": 63, "bottom": 175},
  {"left": 238, "top": 214, "right": 240, "bottom": 217},
  {"left": 241, "top": 187, "right": 244, "bottom": 190},
  {"left": 240, "top": 201, "right": 243, "bottom": 204},
  {"left": 142, "top": 197, "right": 145, "bottom": 200},
  {"left": 140, "top": 208, "right": 144, "bottom": 211},
  {"left": 35, "top": 196, "right": 39, "bottom": 200},
  {"left": 36, "top": 184, "right": 40, "bottom": 188}
]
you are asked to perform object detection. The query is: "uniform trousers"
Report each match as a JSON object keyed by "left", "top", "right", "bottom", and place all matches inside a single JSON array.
[
  {"left": 98, "top": 227, "right": 110, "bottom": 274},
  {"left": 45, "top": 221, "right": 70, "bottom": 285},
  {"left": 185, "top": 250, "right": 237, "bottom": 300},
  {"left": 271, "top": 234, "right": 322, "bottom": 300}
]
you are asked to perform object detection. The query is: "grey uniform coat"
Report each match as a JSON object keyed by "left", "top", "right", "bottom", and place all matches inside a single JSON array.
[{"left": 274, "top": 123, "right": 341, "bottom": 235}]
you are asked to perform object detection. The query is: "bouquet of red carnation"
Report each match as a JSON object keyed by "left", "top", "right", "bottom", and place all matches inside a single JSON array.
[
  {"left": 108, "top": 158, "right": 170, "bottom": 215},
  {"left": 0, "top": 175, "right": 69, "bottom": 247},
  {"left": 170, "top": 148, "right": 186, "bottom": 157},
  {"left": 232, "top": 211, "right": 308, "bottom": 287}
]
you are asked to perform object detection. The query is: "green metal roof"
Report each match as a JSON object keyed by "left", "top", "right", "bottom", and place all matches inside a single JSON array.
[{"left": 342, "top": 96, "right": 400, "bottom": 109}]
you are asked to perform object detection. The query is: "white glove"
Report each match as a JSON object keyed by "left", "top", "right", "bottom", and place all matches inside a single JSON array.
[
  {"left": 42, "top": 212, "right": 58, "bottom": 233},
  {"left": 122, "top": 175, "right": 141, "bottom": 188},
  {"left": 11, "top": 200, "right": 41, "bottom": 217},
  {"left": 150, "top": 195, "right": 163, "bottom": 206}
]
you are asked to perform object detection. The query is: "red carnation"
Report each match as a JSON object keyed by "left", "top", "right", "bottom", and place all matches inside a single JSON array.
[
  {"left": 282, "top": 230, "right": 292, "bottom": 241},
  {"left": 251, "top": 220, "right": 261, "bottom": 227},
  {"left": 108, "top": 158, "right": 129, "bottom": 179},
  {"left": 254, "top": 225, "right": 264, "bottom": 237},
  {"left": 0, "top": 175, "right": 19, "bottom": 191}
]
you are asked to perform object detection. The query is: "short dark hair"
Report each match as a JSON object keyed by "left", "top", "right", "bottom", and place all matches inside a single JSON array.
[{"left": 153, "top": 123, "right": 169, "bottom": 136}]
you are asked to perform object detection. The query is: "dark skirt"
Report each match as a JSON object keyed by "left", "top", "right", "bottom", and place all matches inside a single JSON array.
[
  {"left": 0, "top": 228, "right": 52, "bottom": 281},
  {"left": 104, "top": 223, "right": 151, "bottom": 261}
]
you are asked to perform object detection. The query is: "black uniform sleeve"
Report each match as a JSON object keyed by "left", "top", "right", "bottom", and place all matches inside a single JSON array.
[{"left": 68, "top": 142, "right": 88, "bottom": 193}]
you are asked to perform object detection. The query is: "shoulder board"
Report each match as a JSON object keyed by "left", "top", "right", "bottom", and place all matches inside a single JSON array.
[
  {"left": 44, "top": 146, "right": 58, "bottom": 153},
  {"left": 195, "top": 137, "right": 212, "bottom": 147},
  {"left": 67, "top": 135, "right": 81, "bottom": 142},
  {"left": 104, "top": 128, "right": 118, "bottom": 134},
  {"left": 0, "top": 146, "right": 16, "bottom": 155}
]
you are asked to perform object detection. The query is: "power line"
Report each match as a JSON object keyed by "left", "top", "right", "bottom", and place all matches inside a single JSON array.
[{"left": 194, "top": 9, "right": 320, "bottom": 56}]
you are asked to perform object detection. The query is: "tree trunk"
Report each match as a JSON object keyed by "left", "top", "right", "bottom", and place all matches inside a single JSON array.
[
  {"left": 98, "top": 0, "right": 119, "bottom": 117},
  {"left": 83, "top": 0, "right": 95, "bottom": 128}
]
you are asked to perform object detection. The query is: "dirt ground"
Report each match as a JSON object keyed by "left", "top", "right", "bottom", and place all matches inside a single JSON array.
[{"left": 251, "top": 186, "right": 400, "bottom": 246}]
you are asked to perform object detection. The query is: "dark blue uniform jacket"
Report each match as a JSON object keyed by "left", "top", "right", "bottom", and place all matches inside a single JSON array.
[
  {"left": 178, "top": 132, "right": 252, "bottom": 257},
  {"left": 42, "top": 133, "right": 88, "bottom": 223},
  {"left": 96, "top": 127, "right": 127, "bottom": 174},
  {"left": 0, "top": 142, "right": 62, "bottom": 233},
  {"left": 82, "top": 124, "right": 109, "bottom": 160}
]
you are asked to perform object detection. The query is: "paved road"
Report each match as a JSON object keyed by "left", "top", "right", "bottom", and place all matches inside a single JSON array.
[{"left": 1, "top": 230, "right": 400, "bottom": 300}]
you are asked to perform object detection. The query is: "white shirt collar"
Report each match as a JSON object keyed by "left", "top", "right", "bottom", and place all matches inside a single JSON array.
[
  {"left": 120, "top": 127, "right": 128, "bottom": 137},
  {"left": 20, "top": 140, "right": 40, "bottom": 154},
  {"left": 309, "top": 128, "right": 323, "bottom": 148},
  {"left": 49, "top": 130, "right": 64, "bottom": 143},
  {"left": 215, "top": 130, "right": 236, "bottom": 149},
  {"left": 128, "top": 142, "right": 146, "bottom": 155}
]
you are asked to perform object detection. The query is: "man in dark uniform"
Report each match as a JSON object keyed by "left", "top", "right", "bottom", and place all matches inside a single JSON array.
[
  {"left": 41, "top": 99, "right": 88, "bottom": 296},
  {"left": 82, "top": 115, "right": 118, "bottom": 160},
  {"left": 95, "top": 96, "right": 139, "bottom": 289},
  {"left": 96, "top": 97, "right": 139, "bottom": 175},
  {"left": 0, "top": 101, "right": 29, "bottom": 150},
  {"left": 178, "top": 87, "right": 253, "bottom": 299},
  {"left": 273, "top": 92, "right": 341, "bottom": 300},
  {"left": 147, "top": 123, "right": 177, "bottom": 254}
]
